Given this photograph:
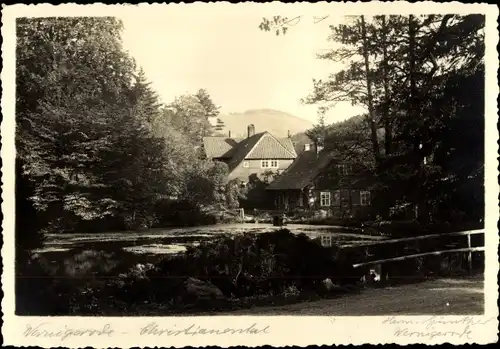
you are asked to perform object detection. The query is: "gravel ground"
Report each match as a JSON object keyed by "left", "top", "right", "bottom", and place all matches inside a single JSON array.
[{"left": 224, "top": 276, "right": 484, "bottom": 316}]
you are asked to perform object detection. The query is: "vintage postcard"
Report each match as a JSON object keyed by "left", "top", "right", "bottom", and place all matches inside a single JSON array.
[{"left": 1, "top": 2, "right": 499, "bottom": 347}]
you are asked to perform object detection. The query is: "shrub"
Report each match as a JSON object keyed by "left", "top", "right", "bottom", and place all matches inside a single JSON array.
[
  {"left": 153, "top": 229, "right": 357, "bottom": 299},
  {"left": 282, "top": 284, "right": 300, "bottom": 298},
  {"left": 16, "top": 248, "right": 143, "bottom": 315},
  {"left": 153, "top": 199, "right": 219, "bottom": 227}
]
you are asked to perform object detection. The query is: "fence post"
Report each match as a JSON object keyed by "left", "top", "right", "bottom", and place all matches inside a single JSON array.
[
  {"left": 467, "top": 233, "right": 472, "bottom": 273},
  {"left": 240, "top": 208, "right": 245, "bottom": 223}
]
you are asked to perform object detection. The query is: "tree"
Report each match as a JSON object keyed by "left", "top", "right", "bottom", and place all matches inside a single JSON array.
[
  {"left": 16, "top": 17, "right": 172, "bottom": 236},
  {"left": 291, "top": 16, "right": 385, "bottom": 164},
  {"left": 195, "top": 88, "right": 221, "bottom": 118},
  {"left": 214, "top": 118, "right": 226, "bottom": 132},
  {"left": 305, "top": 108, "right": 327, "bottom": 145},
  {"left": 389, "top": 15, "right": 485, "bottom": 223},
  {"left": 323, "top": 114, "right": 378, "bottom": 170},
  {"left": 182, "top": 161, "right": 230, "bottom": 207},
  {"left": 167, "top": 94, "right": 213, "bottom": 144},
  {"left": 225, "top": 179, "right": 246, "bottom": 209},
  {"left": 131, "top": 67, "right": 163, "bottom": 125},
  {"left": 17, "top": 17, "right": 134, "bottom": 234},
  {"left": 258, "top": 14, "right": 485, "bottom": 224}
]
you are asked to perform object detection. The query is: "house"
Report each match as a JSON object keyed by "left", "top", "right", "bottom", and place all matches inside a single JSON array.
[
  {"left": 202, "top": 124, "right": 298, "bottom": 183},
  {"left": 266, "top": 143, "right": 375, "bottom": 219}
]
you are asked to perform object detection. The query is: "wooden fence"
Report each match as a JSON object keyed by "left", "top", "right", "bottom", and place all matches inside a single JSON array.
[{"left": 342, "top": 229, "right": 485, "bottom": 271}]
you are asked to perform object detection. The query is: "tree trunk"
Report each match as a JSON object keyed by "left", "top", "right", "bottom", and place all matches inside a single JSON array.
[
  {"left": 381, "top": 15, "right": 393, "bottom": 156},
  {"left": 408, "top": 15, "right": 427, "bottom": 223},
  {"left": 360, "top": 15, "right": 381, "bottom": 163},
  {"left": 408, "top": 14, "right": 418, "bottom": 146}
]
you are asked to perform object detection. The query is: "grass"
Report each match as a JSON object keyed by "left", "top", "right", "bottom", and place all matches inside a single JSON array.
[{"left": 222, "top": 275, "right": 485, "bottom": 316}]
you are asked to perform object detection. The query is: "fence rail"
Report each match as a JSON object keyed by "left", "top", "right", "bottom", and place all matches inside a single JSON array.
[
  {"left": 347, "top": 229, "right": 484, "bottom": 271},
  {"left": 352, "top": 247, "right": 485, "bottom": 269},
  {"left": 341, "top": 229, "right": 484, "bottom": 248}
]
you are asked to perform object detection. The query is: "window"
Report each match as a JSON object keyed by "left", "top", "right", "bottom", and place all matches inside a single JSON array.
[
  {"left": 298, "top": 195, "right": 304, "bottom": 207},
  {"left": 320, "top": 192, "right": 331, "bottom": 207},
  {"left": 337, "top": 164, "right": 350, "bottom": 176},
  {"left": 360, "top": 191, "right": 371, "bottom": 206},
  {"left": 243, "top": 161, "right": 249, "bottom": 168},
  {"left": 320, "top": 235, "right": 333, "bottom": 247},
  {"left": 261, "top": 159, "right": 279, "bottom": 168}
]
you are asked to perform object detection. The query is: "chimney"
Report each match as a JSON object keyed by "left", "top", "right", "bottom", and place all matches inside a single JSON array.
[
  {"left": 247, "top": 124, "right": 255, "bottom": 138},
  {"left": 304, "top": 143, "right": 311, "bottom": 151},
  {"left": 228, "top": 130, "right": 231, "bottom": 138},
  {"left": 287, "top": 130, "right": 291, "bottom": 138}
]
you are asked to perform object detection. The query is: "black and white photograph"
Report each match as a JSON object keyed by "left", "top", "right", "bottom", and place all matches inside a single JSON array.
[{"left": 2, "top": 2, "right": 498, "bottom": 347}]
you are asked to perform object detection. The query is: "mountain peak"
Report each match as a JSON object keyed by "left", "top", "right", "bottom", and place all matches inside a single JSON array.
[{"left": 215, "top": 109, "right": 313, "bottom": 138}]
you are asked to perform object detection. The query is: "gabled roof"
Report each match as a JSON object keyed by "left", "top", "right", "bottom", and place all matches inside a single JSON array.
[
  {"left": 225, "top": 132, "right": 297, "bottom": 171},
  {"left": 246, "top": 133, "right": 297, "bottom": 159},
  {"left": 202, "top": 132, "right": 297, "bottom": 171},
  {"left": 267, "top": 150, "right": 338, "bottom": 190},
  {"left": 225, "top": 132, "right": 267, "bottom": 170},
  {"left": 202, "top": 137, "right": 243, "bottom": 159}
]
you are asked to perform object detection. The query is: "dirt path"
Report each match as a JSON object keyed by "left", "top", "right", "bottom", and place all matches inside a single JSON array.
[{"left": 225, "top": 276, "right": 484, "bottom": 315}]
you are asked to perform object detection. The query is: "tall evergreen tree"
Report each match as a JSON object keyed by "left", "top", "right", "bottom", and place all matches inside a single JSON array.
[
  {"left": 195, "top": 88, "right": 221, "bottom": 118},
  {"left": 131, "top": 67, "right": 163, "bottom": 125}
]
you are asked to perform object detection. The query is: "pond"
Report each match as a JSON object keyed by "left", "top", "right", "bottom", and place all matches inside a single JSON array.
[{"left": 34, "top": 223, "right": 387, "bottom": 259}]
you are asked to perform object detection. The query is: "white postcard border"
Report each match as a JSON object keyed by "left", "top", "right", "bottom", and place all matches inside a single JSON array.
[{"left": 2, "top": 2, "right": 498, "bottom": 347}]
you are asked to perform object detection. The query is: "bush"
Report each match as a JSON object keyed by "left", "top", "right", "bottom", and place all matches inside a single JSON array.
[
  {"left": 27, "top": 228, "right": 480, "bottom": 316},
  {"left": 156, "top": 229, "right": 358, "bottom": 299},
  {"left": 16, "top": 248, "right": 143, "bottom": 315},
  {"left": 153, "top": 199, "right": 217, "bottom": 227},
  {"left": 84, "top": 231, "right": 359, "bottom": 313}
]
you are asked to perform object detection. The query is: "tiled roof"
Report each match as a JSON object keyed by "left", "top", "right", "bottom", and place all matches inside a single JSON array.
[
  {"left": 246, "top": 133, "right": 297, "bottom": 159},
  {"left": 266, "top": 150, "right": 338, "bottom": 190},
  {"left": 203, "top": 133, "right": 298, "bottom": 171},
  {"left": 226, "top": 132, "right": 267, "bottom": 171},
  {"left": 277, "top": 137, "right": 298, "bottom": 156},
  {"left": 202, "top": 137, "right": 242, "bottom": 159}
]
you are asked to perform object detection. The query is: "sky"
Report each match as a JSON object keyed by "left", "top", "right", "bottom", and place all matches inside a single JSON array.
[{"left": 119, "top": 9, "right": 366, "bottom": 124}]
